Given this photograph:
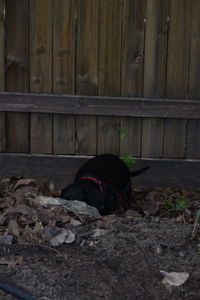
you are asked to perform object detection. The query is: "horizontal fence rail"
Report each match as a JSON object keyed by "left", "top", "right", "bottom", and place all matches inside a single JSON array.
[
  {"left": 0, "top": 153, "right": 199, "bottom": 190},
  {"left": 0, "top": 92, "right": 200, "bottom": 119}
]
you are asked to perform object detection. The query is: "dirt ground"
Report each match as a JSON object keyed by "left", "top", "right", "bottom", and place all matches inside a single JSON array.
[
  {"left": 0, "top": 216, "right": 200, "bottom": 300},
  {"left": 0, "top": 178, "right": 200, "bottom": 300}
]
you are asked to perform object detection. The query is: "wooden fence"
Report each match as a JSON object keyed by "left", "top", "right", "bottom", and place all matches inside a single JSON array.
[{"left": 0, "top": 0, "right": 200, "bottom": 188}]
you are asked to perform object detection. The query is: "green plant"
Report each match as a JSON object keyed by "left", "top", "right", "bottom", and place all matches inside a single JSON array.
[
  {"left": 164, "top": 197, "right": 190, "bottom": 210},
  {"left": 121, "top": 153, "right": 136, "bottom": 168},
  {"left": 118, "top": 128, "right": 136, "bottom": 168}
]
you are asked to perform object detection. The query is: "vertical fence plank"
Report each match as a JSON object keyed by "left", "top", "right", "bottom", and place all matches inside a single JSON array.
[
  {"left": 53, "top": 0, "right": 75, "bottom": 154},
  {"left": 98, "top": 0, "right": 122, "bottom": 154},
  {"left": 120, "top": 117, "right": 142, "bottom": 157},
  {"left": 75, "top": 0, "right": 98, "bottom": 155},
  {"left": 142, "top": 0, "right": 169, "bottom": 157},
  {"left": 120, "top": 0, "right": 146, "bottom": 157},
  {"left": 0, "top": 0, "right": 5, "bottom": 151},
  {"left": 187, "top": 0, "right": 200, "bottom": 159},
  {"left": 0, "top": 0, "right": 4, "bottom": 90},
  {"left": 30, "top": 0, "right": 53, "bottom": 154},
  {"left": 6, "top": 0, "right": 29, "bottom": 153},
  {"left": 164, "top": 0, "right": 190, "bottom": 158}
]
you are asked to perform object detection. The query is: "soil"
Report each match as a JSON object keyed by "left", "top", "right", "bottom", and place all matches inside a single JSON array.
[
  {"left": 0, "top": 216, "right": 200, "bottom": 300},
  {"left": 0, "top": 178, "right": 200, "bottom": 300}
]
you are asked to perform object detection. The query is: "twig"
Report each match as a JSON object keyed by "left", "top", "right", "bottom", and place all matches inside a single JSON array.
[
  {"left": 20, "top": 241, "right": 61, "bottom": 255},
  {"left": 192, "top": 209, "right": 200, "bottom": 238},
  {"left": 159, "top": 208, "right": 185, "bottom": 217}
]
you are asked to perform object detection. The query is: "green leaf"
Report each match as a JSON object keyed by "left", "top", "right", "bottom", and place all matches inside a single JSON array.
[
  {"left": 175, "top": 198, "right": 190, "bottom": 209},
  {"left": 119, "top": 128, "right": 127, "bottom": 139},
  {"left": 121, "top": 153, "right": 135, "bottom": 168},
  {"left": 164, "top": 199, "right": 175, "bottom": 209}
]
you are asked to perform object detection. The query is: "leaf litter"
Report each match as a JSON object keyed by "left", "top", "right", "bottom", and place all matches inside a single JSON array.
[{"left": 0, "top": 177, "right": 200, "bottom": 299}]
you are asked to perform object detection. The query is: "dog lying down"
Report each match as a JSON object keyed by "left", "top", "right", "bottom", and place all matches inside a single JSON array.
[{"left": 61, "top": 154, "right": 149, "bottom": 215}]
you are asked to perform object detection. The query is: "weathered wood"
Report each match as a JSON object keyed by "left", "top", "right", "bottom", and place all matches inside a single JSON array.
[
  {"left": 53, "top": 114, "right": 75, "bottom": 154},
  {"left": 53, "top": 0, "right": 75, "bottom": 95},
  {"left": 30, "top": 0, "right": 53, "bottom": 154},
  {"left": 0, "top": 0, "right": 5, "bottom": 151},
  {"left": 6, "top": 112, "right": 29, "bottom": 153},
  {"left": 188, "top": 0, "right": 200, "bottom": 100},
  {"left": 0, "top": 0, "right": 4, "bottom": 90},
  {"left": 5, "top": 0, "right": 29, "bottom": 153},
  {"left": 120, "top": 0, "right": 146, "bottom": 157},
  {"left": 120, "top": 117, "right": 142, "bottom": 157},
  {"left": 76, "top": 0, "right": 98, "bottom": 95},
  {"left": 163, "top": 119, "right": 186, "bottom": 159},
  {"left": 75, "top": 116, "right": 97, "bottom": 155},
  {"left": 187, "top": 0, "right": 200, "bottom": 159},
  {"left": 98, "top": 0, "right": 122, "bottom": 154},
  {"left": 0, "top": 153, "right": 199, "bottom": 190},
  {"left": 187, "top": 120, "right": 200, "bottom": 159},
  {"left": 144, "top": 0, "right": 169, "bottom": 97},
  {"left": 52, "top": 0, "right": 76, "bottom": 155},
  {"left": 0, "top": 92, "right": 200, "bottom": 119},
  {"left": 99, "top": 0, "right": 122, "bottom": 96},
  {"left": 141, "top": 118, "right": 164, "bottom": 158},
  {"left": 30, "top": 113, "right": 52, "bottom": 154},
  {"left": 0, "top": 112, "right": 5, "bottom": 151},
  {"left": 164, "top": 0, "right": 191, "bottom": 158},
  {"left": 76, "top": 0, "right": 98, "bottom": 155},
  {"left": 122, "top": 0, "right": 146, "bottom": 97},
  {"left": 142, "top": 0, "right": 169, "bottom": 157},
  {"left": 98, "top": 116, "right": 120, "bottom": 155}
]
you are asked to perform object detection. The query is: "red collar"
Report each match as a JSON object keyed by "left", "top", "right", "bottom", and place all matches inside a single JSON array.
[{"left": 80, "top": 176, "right": 104, "bottom": 193}]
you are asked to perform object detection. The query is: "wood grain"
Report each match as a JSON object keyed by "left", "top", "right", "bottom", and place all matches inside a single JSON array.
[
  {"left": 6, "top": 112, "right": 29, "bottom": 153},
  {"left": 0, "top": 153, "right": 199, "bottom": 190},
  {"left": 5, "top": 0, "right": 29, "bottom": 152},
  {"left": 142, "top": 0, "right": 169, "bottom": 158},
  {"left": 0, "top": 112, "right": 5, "bottom": 151},
  {"left": 0, "top": 0, "right": 5, "bottom": 151},
  {"left": 120, "top": 117, "right": 142, "bottom": 157},
  {"left": 30, "top": 0, "right": 53, "bottom": 154},
  {"left": 120, "top": 0, "right": 146, "bottom": 157},
  {"left": 53, "top": 114, "right": 75, "bottom": 154},
  {"left": 164, "top": 0, "right": 191, "bottom": 158},
  {"left": 142, "top": 118, "right": 164, "bottom": 157},
  {"left": 187, "top": 0, "right": 200, "bottom": 159},
  {"left": 0, "top": 92, "right": 199, "bottom": 119},
  {"left": 30, "top": 113, "right": 52, "bottom": 154},
  {"left": 75, "top": 0, "right": 99, "bottom": 155},
  {"left": 98, "top": 116, "right": 120, "bottom": 154},
  {"left": 163, "top": 119, "right": 186, "bottom": 159},
  {"left": 75, "top": 115, "right": 97, "bottom": 155},
  {"left": 98, "top": 0, "right": 122, "bottom": 154},
  {"left": 52, "top": 0, "right": 76, "bottom": 155},
  {"left": 0, "top": 0, "right": 4, "bottom": 90}
]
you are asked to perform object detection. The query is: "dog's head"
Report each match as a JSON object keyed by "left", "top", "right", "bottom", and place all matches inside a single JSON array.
[{"left": 61, "top": 183, "right": 104, "bottom": 213}]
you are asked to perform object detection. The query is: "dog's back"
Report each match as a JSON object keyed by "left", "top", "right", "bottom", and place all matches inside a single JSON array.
[{"left": 75, "top": 154, "right": 130, "bottom": 190}]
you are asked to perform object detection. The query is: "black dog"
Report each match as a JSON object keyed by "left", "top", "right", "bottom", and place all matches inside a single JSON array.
[{"left": 61, "top": 154, "right": 149, "bottom": 215}]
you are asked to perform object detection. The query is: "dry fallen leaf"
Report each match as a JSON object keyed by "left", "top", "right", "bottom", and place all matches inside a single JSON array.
[
  {"left": 50, "top": 229, "right": 75, "bottom": 247},
  {"left": 143, "top": 191, "right": 160, "bottom": 216},
  {"left": 0, "top": 256, "right": 24, "bottom": 266},
  {"left": 160, "top": 270, "right": 189, "bottom": 287},
  {"left": 12, "top": 178, "right": 36, "bottom": 192},
  {"left": 92, "top": 228, "right": 108, "bottom": 238},
  {"left": 8, "top": 219, "right": 20, "bottom": 238},
  {"left": 124, "top": 209, "right": 142, "bottom": 218}
]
